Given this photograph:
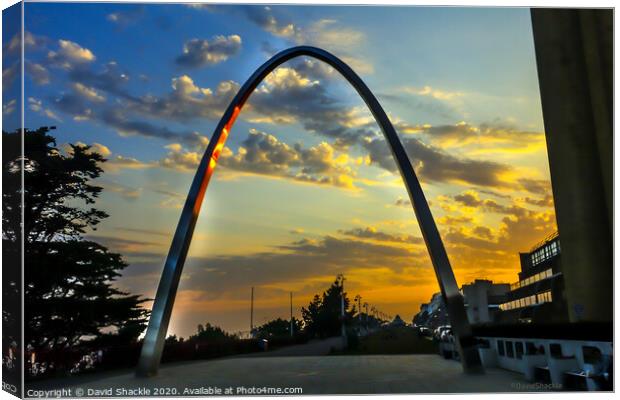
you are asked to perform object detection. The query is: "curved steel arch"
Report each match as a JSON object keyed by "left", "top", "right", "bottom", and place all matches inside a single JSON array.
[{"left": 136, "top": 46, "right": 482, "bottom": 377}]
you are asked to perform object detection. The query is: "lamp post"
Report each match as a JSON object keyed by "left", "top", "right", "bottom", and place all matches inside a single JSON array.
[{"left": 290, "top": 292, "right": 294, "bottom": 338}]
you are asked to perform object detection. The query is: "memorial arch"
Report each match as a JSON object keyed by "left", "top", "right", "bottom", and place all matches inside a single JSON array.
[{"left": 136, "top": 46, "right": 482, "bottom": 377}]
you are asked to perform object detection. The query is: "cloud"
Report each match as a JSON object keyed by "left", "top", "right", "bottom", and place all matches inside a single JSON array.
[
  {"left": 106, "top": 155, "right": 153, "bottom": 171},
  {"left": 106, "top": 6, "right": 144, "bottom": 26},
  {"left": 401, "top": 86, "right": 464, "bottom": 101},
  {"left": 414, "top": 121, "right": 546, "bottom": 151},
  {"left": 62, "top": 141, "right": 112, "bottom": 158},
  {"left": 3, "top": 31, "right": 48, "bottom": 56},
  {"left": 25, "top": 61, "right": 50, "bottom": 85},
  {"left": 363, "top": 136, "right": 512, "bottom": 188},
  {"left": 99, "top": 108, "right": 204, "bottom": 144},
  {"left": 3, "top": 99, "right": 16, "bottom": 116},
  {"left": 517, "top": 178, "right": 551, "bottom": 195},
  {"left": 394, "top": 197, "right": 411, "bottom": 208},
  {"left": 48, "top": 39, "right": 95, "bottom": 68},
  {"left": 3, "top": 61, "right": 19, "bottom": 89},
  {"left": 220, "top": 129, "right": 357, "bottom": 189},
  {"left": 99, "top": 180, "right": 143, "bottom": 201},
  {"left": 444, "top": 204, "right": 556, "bottom": 256},
  {"left": 72, "top": 82, "right": 106, "bottom": 102},
  {"left": 245, "top": 65, "right": 377, "bottom": 148},
  {"left": 54, "top": 70, "right": 209, "bottom": 144},
  {"left": 86, "top": 235, "right": 162, "bottom": 256},
  {"left": 68, "top": 62, "right": 130, "bottom": 98},
  {"left": 185, "top": 4, "right": 218, "bottom": 11},
  {"left": 176, "top": 35, "right": 242, "bottom": 68},
  {"left": 161, "top": 129, "right": 359, "bottom": 189},
  {"left": 240, "top": 6, "right": 371, "bottom": 73},
  {"left": 127, "top": 75, "right": 239, "bottom": 121},
  {"left": 176, "top": 233, "right": 427, "bottom": 301},
  {"left": 519, "top": 193, "right": 554, "bottom": 208},
  {"left": 339, "top": 226, "right": 422, "bottom": 245},
  {"left": 242, "top": 6, "right": 299, "bottom": 39},
  {"left": 28, "top": 97, "right": 62, "bottom": 121}
]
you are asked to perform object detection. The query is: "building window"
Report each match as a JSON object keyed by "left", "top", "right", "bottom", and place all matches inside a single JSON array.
[
  {"left": 506, "top": 341, "right": 515, "bottom": 358},
  {"left": 531, "top": 240, "right": 560, "bottom": 267},
  {"left": 498, "top": 340, "right": 505, "bottom": 356},
  {"left": 537, "top": 290, "right": 553, "bottom": 304},
  {"left": 509, "top": 268, "right": 553, "bottom": 292},
  {"left": 550, "top": 343, "right": 563, "bottom": 359},
  {"left": 582, "top": 346, "right": 602, "bottom": 365},
  {"left": 525, "top": 342, "right": 538, "bottom": 355},
  {"left": 515, "top": 342, "right": 524, "bottom": 359}
]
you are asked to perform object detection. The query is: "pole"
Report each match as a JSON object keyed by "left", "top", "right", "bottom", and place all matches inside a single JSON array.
[
  {"left": 341, "top": 289, "right": 346, "bottom": 345},
  {"left": 290, "top": 292, "right": 294, "bottom": 337},
  {"left": 358, "top": 296, "right": 362, "bottom": 323},
  {"left": 250, "top": 287, "right": 254, "bottom": 336}
]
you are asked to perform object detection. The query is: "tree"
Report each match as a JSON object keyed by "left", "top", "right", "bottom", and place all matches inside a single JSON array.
[
  {"left": 254, "top": 317, "right": 302, "bottom": 339},
  {"left": 189, "top": 323, "right": 235, "bottom": 342},
  {"left": 2, "top": 127, "right": 149, "bottom": 353},
  {"left": 301, "top": 275, "right": 354, "bottom": 338}
]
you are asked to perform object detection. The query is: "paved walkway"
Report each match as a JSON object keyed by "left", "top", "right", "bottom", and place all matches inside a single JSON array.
[
  {"left": 27, "top": 355, "right": 539, "bottom": 396},
  {"left": 238, "top": 337, "right": 344, "bottom": 358}
]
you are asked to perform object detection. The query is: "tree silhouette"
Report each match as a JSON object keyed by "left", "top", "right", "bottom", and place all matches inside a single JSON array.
[
  {"left": 301, "top": 275, "right": 354, "bottom": 338},
  {"left": 2, "top": 127, "right": 149, "bottom": 354},
  {"left": 254, "top": 317, "right": 302, "bottom": 339},
  {"left": 190, "top": 323, "right": 235, "bottom": 342}
]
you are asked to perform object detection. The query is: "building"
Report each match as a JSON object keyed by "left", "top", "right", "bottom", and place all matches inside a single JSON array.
[
  {"left": 412, "top": 292, "right": 448, "bottom": 330},
  {"left": 414, "top": 280, "right": 510, "bottom": 328},
  {"left": 461, "top": 280, "right": 510, "bottom": 324},
  {"left": 496, "top": 232, "right": 569, "bottom": 324},
  {"left": 532, "top": 10, "right": 612, "bottom": 324}
]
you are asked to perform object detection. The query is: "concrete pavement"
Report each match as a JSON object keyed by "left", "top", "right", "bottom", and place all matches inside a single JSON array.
[{"left": 27, "top": 354, "right": 542, "bottom": 396}]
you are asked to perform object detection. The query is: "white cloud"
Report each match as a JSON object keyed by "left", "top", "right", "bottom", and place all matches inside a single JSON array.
[
  {"left": 28, "top": 97, "right": 62, "bottom": 121},
  {"left": 48, "top": 39, "right": 95, "bottom": 69},
  {"left": 176, "top": 35, "right": 242, "bottom": 68},
  {"left": 73, "top": 82, "right": 106, "bottom": 102}
]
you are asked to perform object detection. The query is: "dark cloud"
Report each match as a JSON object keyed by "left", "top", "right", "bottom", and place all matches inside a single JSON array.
[
  {"left": 126, "top": 75, "right": 239, "bottom": 121},
  {"left": 100, "top": 108, "right": 202, "bottom": 144},
  {"left": 68, "top": 62, "right": 131, "bottom": 99},
  {"left": 519, "top": 193, "right": 555, "bottom": 208},
  {"left": 118, "top": 230, "right": 430, "bottom": 305},
  {"left": 452, "top": 191, "right": 514, "bottom": 214},
  {"left": 363, "top": 136, "right": 512, "bottom": 188},
  {"left": 176, "top": 35, "right": 242, "bottom": 68},
  {"left": 185, "top": 234, "right": 423, "bottom": 298},
  {"left": 241, "top": 5, "right": 298, "bottom": 39},
  {"left": 339, "top": 227, "right": 422, "bottom": 244},
  {"left": 454, "top": 192, "right": 482, "bottom": 207},
  {"left": 394, "top": 197, "right": 411, "bottom": 208},
  {"left": 517, "top": 178, "right": 552, "bottom": 195}
]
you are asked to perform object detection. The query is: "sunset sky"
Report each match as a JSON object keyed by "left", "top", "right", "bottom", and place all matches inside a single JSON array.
[{"left": 4, "top": 3, "right": 557, "bottom": 338}]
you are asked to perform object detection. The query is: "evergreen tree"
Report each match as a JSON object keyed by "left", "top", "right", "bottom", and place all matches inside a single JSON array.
[
  {"left": 2, "top": 127, "right": 149, "bottom": 353},
  {"left": 301, "top": 275, "right": 354, "bottom": 338}
]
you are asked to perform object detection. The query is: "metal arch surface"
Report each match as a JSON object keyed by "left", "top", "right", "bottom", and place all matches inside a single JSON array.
[{"left": 136, "top": 46, "right": 483, "bottom": 377}]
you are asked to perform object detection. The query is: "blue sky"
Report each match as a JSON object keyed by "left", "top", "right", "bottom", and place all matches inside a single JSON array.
[{"left": 4, "top": 3, "right": 556, "bottom": 337}]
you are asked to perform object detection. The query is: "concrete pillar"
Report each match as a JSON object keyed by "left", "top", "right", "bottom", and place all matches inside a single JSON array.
[{"left": 530, "top": 9, "right": 612, "bottom": 323}]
